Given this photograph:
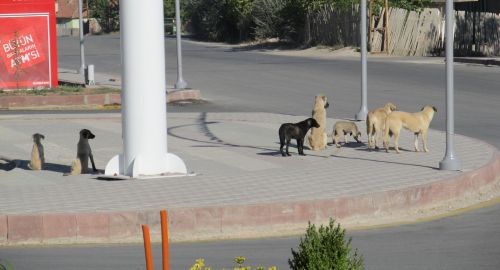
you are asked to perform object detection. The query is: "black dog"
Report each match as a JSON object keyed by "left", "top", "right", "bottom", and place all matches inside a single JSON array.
[
  {"left": 77, "top": 129, "right": 98, "bottom": 173},
  {"left": 279, "top": 118, "right": 320, "bottom": 156}
]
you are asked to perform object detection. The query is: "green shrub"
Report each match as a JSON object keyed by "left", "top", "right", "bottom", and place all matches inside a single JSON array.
[{"left": 289, "top": 218, "right": 364, "bottom": 270}]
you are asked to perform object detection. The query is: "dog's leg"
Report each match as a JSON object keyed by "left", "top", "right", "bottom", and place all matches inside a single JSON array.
[
  {"left": 344, "top": 132, "right": 349, "bottom": 144},
  {"left": 414, "top": 133, "right": 420, "bottom": 152},
  {"left": 298, "top": 138, "right": 306, "bottom": 156},
  {"left": 79, "top": 156, "right": 89, "bottom": 174},
  {"left": 422, "top": 130, "right": 429, "bottom": 152},
  {"left": 393, "top": 129, "right": 401, "bottom": 154},
  {"left": 334, "top": 131, "right": 341, "bottom": 148},
  {"left": 280, "top": 141, "right": 286, "bottom": 157},
  {"left": 286, "top": 138, "right": 291, "bottom": 156},
  {"left": 89, "top": 153, "right": 98, "bottom": 172}
]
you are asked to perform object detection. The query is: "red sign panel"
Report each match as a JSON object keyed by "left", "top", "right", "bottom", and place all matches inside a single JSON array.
[{"left": 0, "top": 14, "right": 52, "bottom": 89}]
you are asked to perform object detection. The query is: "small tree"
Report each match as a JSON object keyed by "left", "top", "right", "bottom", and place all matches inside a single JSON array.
[{"left": 289, "top": 218, "right": 364, "bottom": 270}]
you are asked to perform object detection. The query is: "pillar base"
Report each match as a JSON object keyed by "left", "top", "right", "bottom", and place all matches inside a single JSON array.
[
  {"left": 105, "top": 153, "right": 188, "bottom": 179},
  {"left": 439, "top": 156, "right": 462, "bottom": 171},
  {"left": 355, "top": 107, "right": 369, "bottom": 121}
]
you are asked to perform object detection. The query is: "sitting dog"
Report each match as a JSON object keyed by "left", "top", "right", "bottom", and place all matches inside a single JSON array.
[
  {"left": 366, "top": 102, "right": 397, "bottom": 150},
  {"left": 66, "top": 129, "right": 98, "bottom": 175},
  {"left": 383, "top": 105, "right": 437, "bottom": 153},
  {"left": 28, "top": 133, "right": 45, "bottom": 170},
  {"left": 279, "top": 118, "right": 320, "bottom": 156},
  {"left": 308, "top": 95, "right": 330, "bottom": 151},
  {"left": 332, "top": 121, "right": 361, "bottom": 148}
]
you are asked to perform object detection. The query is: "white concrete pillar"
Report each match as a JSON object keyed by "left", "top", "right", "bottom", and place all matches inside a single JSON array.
[{"left": 104, "top": 0, "right": 187, "bottom": 178}]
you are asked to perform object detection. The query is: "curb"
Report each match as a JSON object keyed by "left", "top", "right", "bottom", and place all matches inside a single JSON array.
[
  {"left": 454, "top": 57, "right": 500, "bottom": 66},
  {"left": 0, "top": 90, "right": 202, "bottom": 109},
  {"left": 1, "top": 151, "right": 498, "bottom": 246}
]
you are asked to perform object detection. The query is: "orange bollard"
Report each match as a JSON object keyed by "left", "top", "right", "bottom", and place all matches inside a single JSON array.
[
  {"left": 142, "top": 224, "right": 154, "bottom": 270},
  {"left": 160, "top": 209, "right": 169, "bottom": 270}
]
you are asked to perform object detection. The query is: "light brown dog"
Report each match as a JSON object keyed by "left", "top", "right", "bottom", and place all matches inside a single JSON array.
[
  {"left": 64, "top": 159, "right": 82, "bottom": 176},
  {"left": 383, "top": 105, "right": 437, "bottom": 153},
  {"left": 308, "top": 95, "right": 329, "bottom": 150},
  {"left": 28, "top": 133, "right": 45, "bottom": 170},
  {"left": 332, "top": 121, "right": 361, "bottom": 148},
  {"left": 366, "top": 102, "right": 397, "bottom": 150}
]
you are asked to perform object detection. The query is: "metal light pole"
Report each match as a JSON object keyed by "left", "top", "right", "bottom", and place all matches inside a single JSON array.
[
  {"left": 78, "top": 0, "right": 85, "bottom": 75},
  {"left": 174, "top": 0, "right": 187, "bottom": 89},
  {"left": 439, "top": 0, "right": 461, "bottom": 171},
  {"left": 104, "top": 0, "right": 187, "bottom": 178},
  {"left": 355, "top": 0, "right": 369, "bottom": 120}
]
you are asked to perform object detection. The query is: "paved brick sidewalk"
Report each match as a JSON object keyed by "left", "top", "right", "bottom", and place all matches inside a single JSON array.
[{"left": 0, "top": 112, "right": 498, "bottom": 244}]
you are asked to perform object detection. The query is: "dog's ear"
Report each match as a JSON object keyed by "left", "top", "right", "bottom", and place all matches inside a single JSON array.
[
  {"left": 432, "top": 106, "right": 437, "bottom": 112},
  {"left": 421, "top": 106, "right": 425, "bottom": 111}
]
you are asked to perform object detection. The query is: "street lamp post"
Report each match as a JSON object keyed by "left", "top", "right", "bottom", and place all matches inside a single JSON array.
[
  {"left": 355, "top": 0, "right": 369, "bottom": 121},
  {"left": 78, "top": 0, "right": 85, "bottom": 75},
  {"left": 439, "top": 0, "right": 461, "bottom": 170},
  {"left": 174, "top": 0, "right": 187, "bottom": 89}
]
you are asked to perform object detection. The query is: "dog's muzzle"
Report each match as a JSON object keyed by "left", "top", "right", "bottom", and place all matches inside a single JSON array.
[{"left": 324, "top": 102, "right": 330, "bottom": 109}]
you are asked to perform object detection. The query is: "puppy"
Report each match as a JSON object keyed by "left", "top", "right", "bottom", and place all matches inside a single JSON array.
[
  {"left": 279, "top": 118, "right": 320, "bottom": 156},
  {"left": 366, "top": 102, "right": 397, "bottom": 150},
  {"left": 28, "top": 133, "right": 45, "bottom": 170},
  {"left": 383, "top": 105, "right": 437, "bottom": 153},
  {"left": 332, "top": 121, "right": 361, "bottom": 148},
  {"left": 66, "top": 129, "right": 98, "bottom": 175},
  {"left": 308, "top": 95, "right": 329, "bottom": 151}
]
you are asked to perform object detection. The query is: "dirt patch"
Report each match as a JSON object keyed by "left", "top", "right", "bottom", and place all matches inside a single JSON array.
[{"left": 0, "top": 86, "right": 120, "bottom": 97}]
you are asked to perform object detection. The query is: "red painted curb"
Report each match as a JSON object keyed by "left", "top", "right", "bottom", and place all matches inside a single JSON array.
[
  {"left": 0, "top": 90, "right": 201, "bottom": 109},
  {"left": 1, "top": 152, "right": 499, "bottom": 245},
  {"left": 0, "top": 94, "right": 120, "bottom": 108}
]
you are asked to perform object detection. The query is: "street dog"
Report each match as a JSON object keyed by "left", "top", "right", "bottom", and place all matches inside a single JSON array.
[
  {"left": 279, "top": 118, "right": 320, "bottom": 156},
  {"left": 308, "top": 95, "right": 329, "bottom": 151},
  {"left": 332, "top": 121, "right": 361, "bottom": 148},
  {"left": 383, "top": 105, "right": 437, "bottom": 153},
  {"left": 65, "top": 129, "right": 98, "bottom": 175},
  {"left": 366, "top": 102, "right": 397, "bottom": 150},
  {"left": 28, "top": 133, "right": 45, "bottom": 170}
]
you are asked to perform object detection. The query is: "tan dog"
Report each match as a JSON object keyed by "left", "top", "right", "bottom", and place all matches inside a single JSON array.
[
  {"left": 366, "top": 102, "right": 397, "bottom": 150},
  {"left": 332, "top": 121, "right": 361, "bottom": 148},
  {"left": 308, "top": 95, "right": 329, "bottom": 151},
  {"left": 64, "top": 159, "right": 82, "bottom": 176},
  {"left": 383, "top": 105, "right": 437, "bottom": 153},
  {"left": 28, "top": 133, "right": 45, "bottom": 170}
]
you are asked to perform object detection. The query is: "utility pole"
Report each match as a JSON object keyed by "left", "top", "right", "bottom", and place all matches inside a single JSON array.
[
  {"left": 439, "top": 0, "right": 461, "bottom": 171},
  {"left": 174, "top": 0, "right": 187, "bottom": 89},
  {"left": 355, "top": 0, "right": 368, "bottom": 121},
  {"left": 78, "top": 0, "right": 85, "bottom": 75}
]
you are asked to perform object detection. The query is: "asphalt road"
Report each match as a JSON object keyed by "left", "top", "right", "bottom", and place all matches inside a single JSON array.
[
  {"left": 0, "top": 34, "right": 498, "bottom": 270},
  {"left": 1, "top": 203, "right": 499, "bottom": 270}
]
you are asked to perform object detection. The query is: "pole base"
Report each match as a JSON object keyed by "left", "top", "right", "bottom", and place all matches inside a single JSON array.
[
  {"left": 175, "top": 78, "right": 187, "bottom": 89},
  {"left": 104, "top": 153, "right": 188, "bottom": 178},
  {"left": 355, "top": 107, "right": 369, "bottom": 121},
  {"left": 439, "top": 156, "right": 462, "bottom": 171}
]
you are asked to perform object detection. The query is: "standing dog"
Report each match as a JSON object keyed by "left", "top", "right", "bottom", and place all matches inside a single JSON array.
[
  {"left": 332, "top": 121, "right": 362, "bottom": 148},
  {"left": 66, "top": 129, "right": 98, "bottom": 175},
  {"left": 279, "top": 118, "right": 320, "bottom": 156},
  {"left": 28, "top": 133, "right": 45, "bottom": 170},
  {"left": 383, "top": 105, "right": 437, "bottom": 153},
  {"left": 308, "top": 95, "right": 329, "bottom": 151},
  {"left": 366, "top": 102, "right": 397, "bottom": 150}
]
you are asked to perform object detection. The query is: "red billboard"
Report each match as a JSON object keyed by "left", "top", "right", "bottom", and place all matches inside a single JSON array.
[{"left": 0, "top": 0, "right": 57, "bottom": 89}]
